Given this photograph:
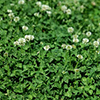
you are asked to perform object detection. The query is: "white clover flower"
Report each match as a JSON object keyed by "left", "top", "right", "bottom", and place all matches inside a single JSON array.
[
  {"left": 34, "top": 12, "right": 39, "bottom": 17},
  {"left": 97, "top": 38, "right": 100, "bottom": 43},
  {"left": 14, "top": 16, "right": 20, "bottom": 22},
  {"left": 93, "top": 41, "right": 99, "bottom": 47},
  {"left": 72, "top": 34, "right": 78, "bottom": 39},
  {"left": 14, "top": 41, "right": 19, "bottom": 46},
  {"left": 66, "top": 9, "right": 71, "bottom": 14},
  {"left": 66, "top": 45, "right": 72, "bottom": 50},
  {"left": 22, "top": 26, "right": 28, "bottom": 31},
  {"left": 77, "top": 54, "right": 83, "bottom": 59},
  {"left": 61, "top": 5, "right": 67, "bottom": 12},
  {"left": 41, "top": 5, "right": 51, "bottom": 11},
  {"left": 44, "top": 45, "right": 50, "bottom": 51},
  {"left": 74, "top": 69, "right": 79, "bottom": 72},
  {"left": 96, "top": 51, "right": 100, "bottom": 54},
  {"left": 25, "top": 35, "right": 30, "bottom": 42},
  {"left": 86, "top": 31, "right": 92, "bottom": 37},
  {"left": 18, "top": 38, "right": 26, "bottom": 43},
  {"left": 25, "top": 35, "right": 34, "bottom": 41},
  {"left": 7, "top": 9, "right": 12, "bottom": 13},
  {"left": 68, "top": 27, "right": 74, "bottom": 33},
  {"left": 8, "top": 13, "right": 14, "bottom": 18},
  {"left": 61, "top": 44, "right": 67, "bottom": 49},
  {"left": 82, "top": 38, "right": 89, "bottom": 44},
  {"left": 36, "top": 1, "right": 42, "bottom": 7},
  {"left": 73, "top": 38, "right": 79, "bottom": 43},
  {"left": 46, "top": 11, "right": 51, "bottom": 16},
  {"left": 29, "top": 35, "right": 34, "bottom": 40},
  {"left": 18, "top": 38, "right": 26, "bottom": 46},
  {"left": 18, "top": 0, "right": 25, "bottom": 4}
]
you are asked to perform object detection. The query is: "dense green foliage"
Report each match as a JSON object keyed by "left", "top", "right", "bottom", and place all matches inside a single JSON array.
[{"left": 0, "top": 0, "right": 100, "bottom": 99}]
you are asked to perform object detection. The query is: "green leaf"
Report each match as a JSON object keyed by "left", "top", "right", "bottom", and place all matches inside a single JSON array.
[
  {"left": 65, "top": 91, "right": 72, "bottom": 97},
  {"left": 96, "top": 89, "right": 100, "bottom": 95},
  {"left": 89, "top": 90, "right": 93, "bottom": 95}
]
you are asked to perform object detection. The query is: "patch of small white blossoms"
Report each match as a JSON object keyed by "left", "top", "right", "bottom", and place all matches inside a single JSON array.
[
  {"left": 46, "top": 11, "right": 52, "bottom": 16},
  {"left": 36, "top": 1, "right": 42, "bottom": 7},
  {"left": 62, "top": 44, "right": 75, "bottom": 50},
  {"left": 7, "top": 10, "right": 14, "bottom": 19},
  {"left": 66, "top": 9, "right": 71, "bottom": 15},
  {"left": 18, "top": 38, "right": 26, "bottom": 46},
  {"left": 93, "top": 41, "right": 99, "bottom": 48},
  {"left": 25, "top": 35, "right": 34, "bottom": 42},
  {"left": 22, "top": 26, "right": 28, "bottom": 31},
  {"left": 14, "top": 35, "right": 34, "bottom": 46},
  {"left": 61, "top": 5, "right": 71, "bottom": 14},
  {"left": 72, "top": 34, "right": 79, "bottom": 43},
  {"left": 44, "top": 45, "right": 50, "bottom": 51},
  {"left": 73, "top": 38, "right": 79, "bottom": 43},
  {"left": 14, "top": 16, "right": 20, "bottom": 22},
  {"left": 61, "top": 5, "right": 67, "bottom": 12},
  {"left": 18, "top": 0, "right": 25, "bottom": 4},
  {"left": 77, "top": 54, "right": 83, "bottom": 59},
  {"left": 7, "top": 9, "right": 20, "bottom": 23},
  {"left": 7, "top": 9, "right": 12, "bottom": 13},
  {"left": 86, "top": 31, "right": 92, "bottom": 37},
  {"left": 36, "top": 1, "right": 51, "bottom": 16},
  {"left": 68, "top": 27, "right": 74, "bottom": 33},
  {"left": 82, "top": 38, "right": 89, "bottom": 44},
  {"left": 66, "top": 45, "right": 72, "bottom": 50},
  {"left": 41, "top": 5, "right": 51, "bottom": 11},
  {"left": 72, "top": 34, "right": 78, "bottom": 39},
  {"left": 61, "top": 44, "right": 67, "bottom": 49},
  {"left": 34, "top": 12, "right": 40, "bottom": 17}
]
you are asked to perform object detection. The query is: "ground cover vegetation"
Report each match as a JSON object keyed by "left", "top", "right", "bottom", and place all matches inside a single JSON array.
[{"left": 0, "top": 0, "right": 100, "bottom": 99}]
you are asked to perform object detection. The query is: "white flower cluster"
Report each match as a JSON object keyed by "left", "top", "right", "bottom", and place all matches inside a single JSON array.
[
  {"left": 34, "top": 12, "right": 40, "bottom": 17},
  {"left": 7, "top": 10, "right": 14, "bottom": 19},
  {"left": 14, "top": 16, "right": 20, "bottom": 22},
  {"left": 36, "top": 1, "right": 42, "bottom": 7},
  {"left": 7, "top": 9, "right": 20, "bottom": 22},
  {"left": 93, "top": 41, "right": 99, "bottom": 48},
  {"left": 22, "top": 26, "right": 28, "bottom": 31},
  {"left": 82, "top": 38, "right": 89, "bottom": 44},
  {"left": 72, "top": 34, "right": 79, "bottom": 43},
  {"left": 61, "top": 5, "right": 71, "bottom": 14},
  {"left": 36, "top": 1, "right": 51, "bottom": 16},
  {"left": 18, "top": 0, "right": 25, "bottom": 4},
  {"left": 86, "top": 31, "right": 92, "bottom": 37},
  {"left": 14, "top": 35, "right": 34, "bottom": 46},
  {"left": 44, "top": 45, "right": 50, "bottom": 51},
  {"left": 77, "top": 54, "right": 83, "bottom": 59},
  {"left": 46, "top": 11, "right": 52, "bottom": 16},
  {"left": 41, "top": 5, "right": 51, "bottom": 11},
  {"left": 68, "top": 27, "right": 74, "bottom": 33},
  {"left": 61, "top": 44, "right": 72, "bottom": 50}
]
